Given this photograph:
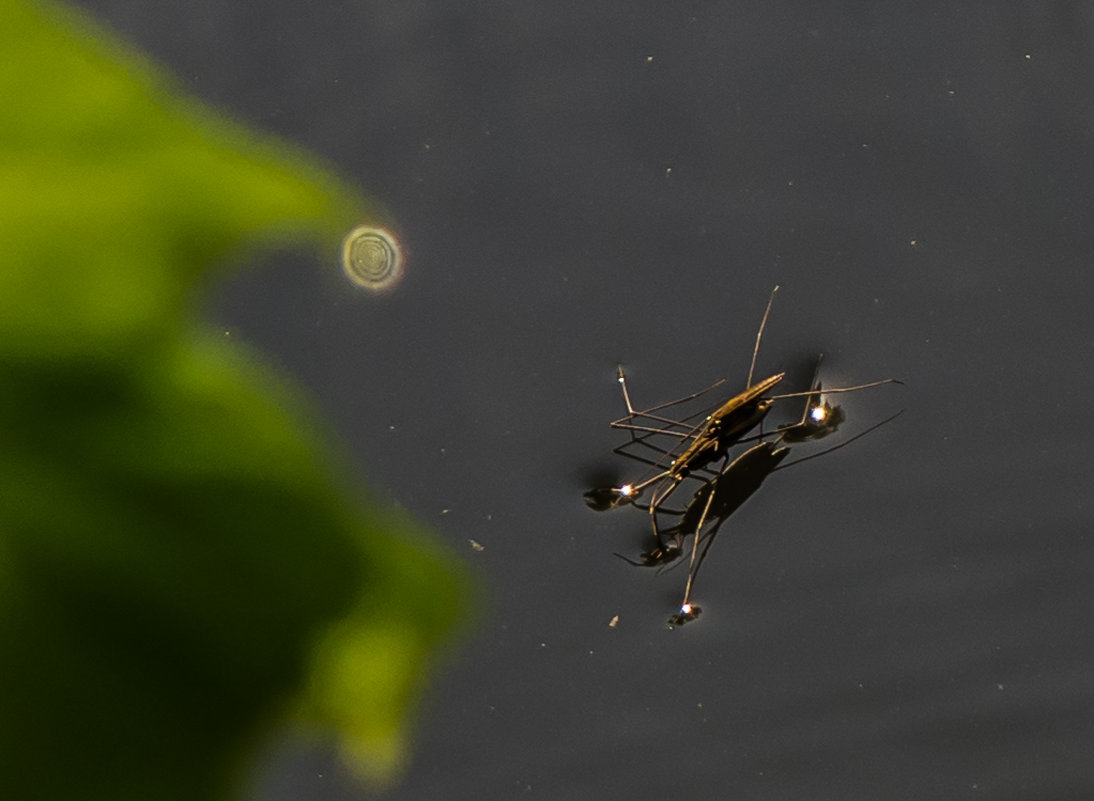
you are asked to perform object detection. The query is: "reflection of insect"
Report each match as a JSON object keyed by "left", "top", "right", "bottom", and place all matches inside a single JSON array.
[{"left": 585, "top": 287, "right": 899, "bottom": 548}]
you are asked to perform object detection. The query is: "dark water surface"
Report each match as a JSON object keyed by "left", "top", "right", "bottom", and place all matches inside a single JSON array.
[{"left": 72, "top": 2, "right": 1094, "bottom": 798}]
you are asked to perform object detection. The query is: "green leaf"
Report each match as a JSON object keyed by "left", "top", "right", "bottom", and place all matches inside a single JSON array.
[{"left": 0, "top": 2, "right": 467, "bottom": 799}]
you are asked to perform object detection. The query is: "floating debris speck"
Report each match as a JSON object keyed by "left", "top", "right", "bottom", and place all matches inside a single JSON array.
[{"left": 341, "top": 225, "right": 403, "bottom": 292}]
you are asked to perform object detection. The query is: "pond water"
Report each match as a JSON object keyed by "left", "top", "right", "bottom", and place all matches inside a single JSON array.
[{"left": 74, "top": 2, "right": 1094, "bottom": 799}]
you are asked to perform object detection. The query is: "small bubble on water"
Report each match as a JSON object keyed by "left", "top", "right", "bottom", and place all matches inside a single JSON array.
[{"left": 341, "top": 226, "right": 403, "bottom": 292}]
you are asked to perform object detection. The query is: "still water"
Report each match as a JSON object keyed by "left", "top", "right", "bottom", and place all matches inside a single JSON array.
[{"left": 76, "top": 2, "right": 1094, "bottom": 798}]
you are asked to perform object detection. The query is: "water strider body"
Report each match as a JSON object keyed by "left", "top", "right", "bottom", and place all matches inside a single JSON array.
[
  {"left": 585, "top": 287, "right": 899, "bottom": 549},
  {"left": 584, "top": 288, "right": 903, "bottom": 626}
]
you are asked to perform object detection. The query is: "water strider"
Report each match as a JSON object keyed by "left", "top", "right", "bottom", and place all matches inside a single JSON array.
[
  {"left": 604, "top": 355, "right": 901, "bottom": 625},
  {"left": 584, "top": 287, "right": 900, "bottom": 548}
]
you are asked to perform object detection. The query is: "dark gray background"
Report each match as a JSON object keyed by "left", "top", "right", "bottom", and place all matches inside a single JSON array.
[{"left": 71, "top": 2, "right": 1094, "bottom": 799}]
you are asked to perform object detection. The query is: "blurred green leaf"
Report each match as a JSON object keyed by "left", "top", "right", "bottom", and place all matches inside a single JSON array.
[{"left": 0, "top": 1, "right": 466, "bottom": 799}]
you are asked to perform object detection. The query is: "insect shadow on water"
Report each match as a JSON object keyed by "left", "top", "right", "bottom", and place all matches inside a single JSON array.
[
  {"left": 657, "top": 405, "right": 904, "bottom": 627},
  {"left": 583, "top": 286, "right": 901, "bottom": 550}
]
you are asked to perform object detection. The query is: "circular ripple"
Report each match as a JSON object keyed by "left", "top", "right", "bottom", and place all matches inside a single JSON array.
[{"left": 341, "top": 226, "right": 403, "bottom": 291}]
